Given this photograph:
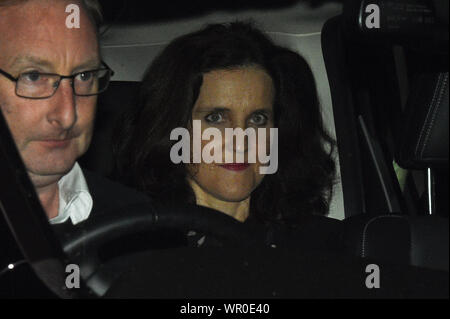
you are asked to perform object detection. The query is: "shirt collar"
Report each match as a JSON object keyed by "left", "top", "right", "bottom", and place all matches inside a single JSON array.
[{"left": 49, "top": 162, "right": 93, "bottom": 225}]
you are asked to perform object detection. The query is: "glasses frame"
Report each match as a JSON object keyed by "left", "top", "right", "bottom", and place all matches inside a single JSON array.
[{"left": 0, "top": 61, "right": 115, "bottom": 99}]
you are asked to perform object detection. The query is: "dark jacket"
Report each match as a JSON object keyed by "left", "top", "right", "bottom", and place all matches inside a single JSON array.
[
  {"left": 83, "top": 169, "right": 153, "bottom": 217},
  {"left": 184, "top": 204, "right": 344, "bottom": 252}
]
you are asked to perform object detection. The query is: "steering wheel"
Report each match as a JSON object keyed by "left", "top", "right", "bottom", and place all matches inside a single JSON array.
[{"left": 61, "top": 202, "right": 256, "bottom": 296}]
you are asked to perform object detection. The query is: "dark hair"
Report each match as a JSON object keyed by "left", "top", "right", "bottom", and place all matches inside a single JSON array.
[
  {"left": 82, "top": 0, "right": 103, "bottom": 28},
  {"left": 114, "top": 21, "right": 336, "bottom": 224}
]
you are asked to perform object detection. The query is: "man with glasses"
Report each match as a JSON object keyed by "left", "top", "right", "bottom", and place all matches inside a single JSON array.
[
  {"left": 0, "top": 0, "right": 152, "bottom": 226},
  {"left": 0, "top": 62, "right": 113, "bottom": 100}
]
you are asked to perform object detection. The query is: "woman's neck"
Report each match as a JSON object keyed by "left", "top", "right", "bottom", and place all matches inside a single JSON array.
[{"left": 189, "top": 179, "right": 250, "bottom": 222}]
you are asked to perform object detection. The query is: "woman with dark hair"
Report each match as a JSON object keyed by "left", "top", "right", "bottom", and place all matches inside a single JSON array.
[{"left": 114, "top": 22, "right": 338, "bottom": 244}]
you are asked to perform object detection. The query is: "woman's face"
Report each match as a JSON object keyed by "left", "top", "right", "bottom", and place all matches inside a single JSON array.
[{"left": 188, "top": 65, "right": 275, "bottom": 203}]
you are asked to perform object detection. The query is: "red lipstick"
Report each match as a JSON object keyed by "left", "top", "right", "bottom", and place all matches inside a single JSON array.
[
  {"left": 39, "top": 139, "right": 71, "bottom": 148},
  {"left": 219, "top": 163, "right": 250, "bottom": 171}
]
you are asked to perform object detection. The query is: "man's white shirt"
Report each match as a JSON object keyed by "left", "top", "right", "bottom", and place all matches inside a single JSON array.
[{"left": 49, "top": 162, "right": 93, "bottom": 225}]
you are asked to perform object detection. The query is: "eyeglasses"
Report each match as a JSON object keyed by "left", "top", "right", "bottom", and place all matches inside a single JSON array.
[{"left": 0, "top": 62, "right": 114, "bottom": 99}]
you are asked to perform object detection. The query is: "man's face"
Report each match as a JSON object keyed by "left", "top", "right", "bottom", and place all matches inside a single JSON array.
[{"left": 0, "top": 0, "right": 100, "bottom": 186}]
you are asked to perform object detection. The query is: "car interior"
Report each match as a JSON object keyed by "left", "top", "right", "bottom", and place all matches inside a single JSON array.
[{"left": 0, "top": 0, "right": 448, "bottom": 298}]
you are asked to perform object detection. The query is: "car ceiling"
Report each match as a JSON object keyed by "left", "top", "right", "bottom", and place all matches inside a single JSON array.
[
  {"left": 98, "top": 0, "right": 343, "bottom": 24},
  {"left": 99, "top": 1, "right": 343, "bottom": 56}
]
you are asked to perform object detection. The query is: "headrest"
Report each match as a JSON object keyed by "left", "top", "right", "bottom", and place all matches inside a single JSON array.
[
  {"left": 79, "top": 81, "right": 141, "bottom": 177},
  {"left": 396, "top": 72, "right": 449, "bottom": 169}
]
